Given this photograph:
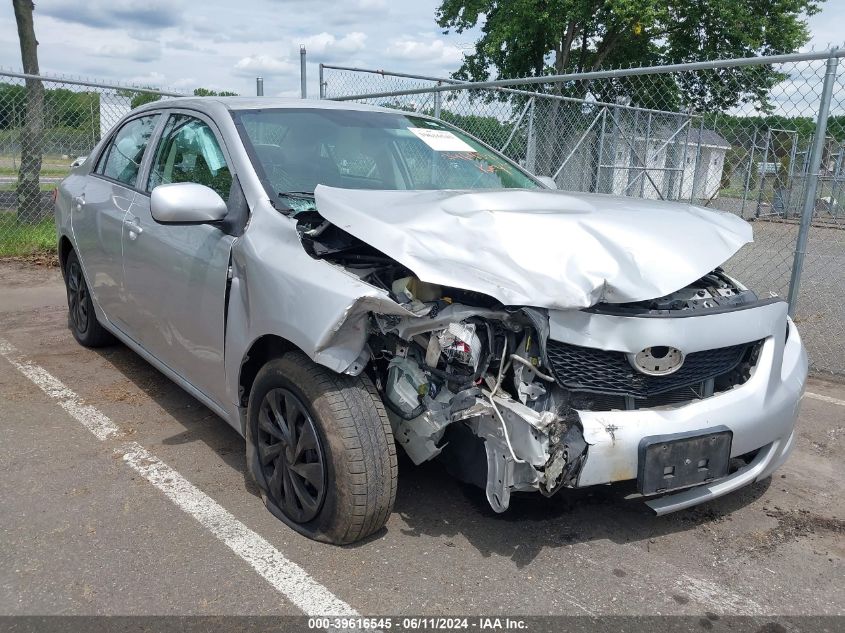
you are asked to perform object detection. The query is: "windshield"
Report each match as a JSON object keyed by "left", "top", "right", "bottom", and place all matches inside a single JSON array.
[{"left": 233, "top": 108, "right": 540, "bottom": 205}]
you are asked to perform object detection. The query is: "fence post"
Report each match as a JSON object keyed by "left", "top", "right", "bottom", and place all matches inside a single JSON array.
[
  {"left": 689, "top": 116, "right": 705, "bottom": 201},
  {"left": 300, "top": 46, "right": 307, "bottom": 99},
  {"left": 256, "top": 77, "right": 264, "bottom": 96},
  {"left": 525, "top": 98, "right": 537, "bottom": 173},
  {"left": 433, "top": 84, "right": 442, "bottom": 119},
  {"left": 594, "top": 108, "right": 607, "bottom": 192},
  {"left": 786, "top": 52, "right": 839, "bottom": 316},
  {"left": 319, "top": 64, "right": 325, "bottom": 99},
  {"left": 740, "top": 128, "right": 757, "bottom": 218}
]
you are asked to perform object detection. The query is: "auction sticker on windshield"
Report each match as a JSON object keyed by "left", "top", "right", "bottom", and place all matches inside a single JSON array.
[{"left": 408, "top": 127, "right": 477, "bottom": 152}]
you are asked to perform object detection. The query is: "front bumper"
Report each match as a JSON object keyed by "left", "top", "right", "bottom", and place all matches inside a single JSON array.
[{"left": 559, "top": 303, "right": 807, "bottom": 513}]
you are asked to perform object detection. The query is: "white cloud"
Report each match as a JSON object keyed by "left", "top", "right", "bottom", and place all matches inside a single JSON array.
[
  {"left": 97, "top": 41, "right": 162, "bottom": 63},
  {"left": 233, "top": 54, "right": 297, "bottom": 77},
  {"left": 299, "top": 32, "right": 367, "bottom": 56},
  {"left": 356, "top": 0, "right": 387, "bottom": 9},
  {"left": 126, "top": 71, "right": 167, "bottom": 87},
  {"left": 384, "top": 37, "right": 463, "bottom": 65},
  {"left": 805, "top": 3, "right": 845, "bottom": 51},
  {"left": 170, "top": 76, "right": 199, "bottom": 91},
  {"left": 0, "top": 0, "right": 482, "bottom": 96}
]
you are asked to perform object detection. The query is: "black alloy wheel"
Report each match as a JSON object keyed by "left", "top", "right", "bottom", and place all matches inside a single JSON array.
[
  {"left": 256, "top": 387, "right": 326, "bottom": 523},
  {"left": 66, "top": 258, "right": 89, "bottom": 335}
]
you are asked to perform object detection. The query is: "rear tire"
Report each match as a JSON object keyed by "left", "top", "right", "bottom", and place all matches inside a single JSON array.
[
  {"left": 246, "top": 352, "right": 397, "bottom": 544},
  {"left": 64, "top": 250, "right": 115, "bottom": 348}
]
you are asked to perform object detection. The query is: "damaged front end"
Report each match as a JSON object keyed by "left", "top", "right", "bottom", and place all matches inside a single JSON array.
[
  {"left": 290, "top": 186, "right": 804, "bottom": 515},
  {"left": 296, "top": 205, "right": 590, "bottom": 512},
  {"left": 370, "top": 300, "right": 589, "bottom": 512}
]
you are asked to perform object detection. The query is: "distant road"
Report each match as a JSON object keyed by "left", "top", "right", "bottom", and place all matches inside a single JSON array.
[{"left": 0, "top": 176, "right": 63, "bottom": 185}]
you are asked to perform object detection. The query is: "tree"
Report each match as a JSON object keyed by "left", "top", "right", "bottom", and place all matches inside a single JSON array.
[
  {"left": 437, "top": 0, "right": 822, "bottom": 182},
  {"left": 192, "top": 88, "right": 239, "bottom": 97},
  {"left": 436, "top": 0, "right": 823, "bottom": 111},
  {"left": 12, "top": 0, "right": 45, "bottom": 223},
  {"left": 120, "top": 86, "right": 240, "bottom": 110}
]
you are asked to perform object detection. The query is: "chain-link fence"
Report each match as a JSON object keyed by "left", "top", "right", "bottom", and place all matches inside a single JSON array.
[
  {"left": 321, "top": 51, "right": 845, "bottom": 375},
  {"left": 0, "top": 69, "right": 185, "bottom": 255}
]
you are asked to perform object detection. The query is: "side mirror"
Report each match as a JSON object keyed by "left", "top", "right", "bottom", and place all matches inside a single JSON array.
[
  {"left": 150, "top": 183, "right": 228, "bottom": 225},
  {"left": 536, "top": 176, "right": 558, "bottom": 190}
]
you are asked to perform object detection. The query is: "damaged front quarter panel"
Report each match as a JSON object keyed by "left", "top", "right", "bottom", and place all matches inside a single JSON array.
[{"left": 235, "top": 183, "right": 796, "bottom": 518}]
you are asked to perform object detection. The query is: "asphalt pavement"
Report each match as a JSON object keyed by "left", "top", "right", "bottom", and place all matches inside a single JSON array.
[{"left": 0, "top": 261, "right": 842, "bottom": 618}]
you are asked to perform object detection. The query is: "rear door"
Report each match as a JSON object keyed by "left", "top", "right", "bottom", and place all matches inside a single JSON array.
[
  {"left": 72, "top": 113, "right": 160, "bottom": 327},
  {"left": 121, "top": 111, "right": 236, "bottom": 407}
]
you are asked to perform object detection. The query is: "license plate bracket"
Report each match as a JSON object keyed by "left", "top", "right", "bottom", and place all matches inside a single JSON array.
[{"left": 637, "top": 426, "right": 733, "bottom": 496}]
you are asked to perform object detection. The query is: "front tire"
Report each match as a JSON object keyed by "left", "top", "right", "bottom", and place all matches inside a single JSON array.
[
  {"left": 246, "top": 352, "right": 397, "bottom": 544},
  {"left": 64, "top": 250, "right": 115, "bottom": 348}
]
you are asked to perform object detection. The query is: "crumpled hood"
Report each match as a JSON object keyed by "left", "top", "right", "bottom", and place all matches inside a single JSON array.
[{"left": 314, "top": 186, "right": 753, "bottom": 310}]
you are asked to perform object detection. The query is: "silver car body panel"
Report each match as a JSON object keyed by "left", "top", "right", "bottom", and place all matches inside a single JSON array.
[
  {"left": 313, "top": 185, "right": 752, "bottom": 309},
  {"left": 54, "top": 96, "right": 808, "bottom": 516}
]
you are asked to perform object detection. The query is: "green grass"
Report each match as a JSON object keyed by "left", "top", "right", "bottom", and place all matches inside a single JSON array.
[
  {"left": 0, "top": 214, "right": 57, "bottom": 257},
  {"left": 0, "top": 182, "right": 57, "bottom": 192},
  {"left": 0, "top": 167, "right": 69, "bottom": 178},
  {"left": 0, "top": 154, "right": 75, "bottom": 178}
]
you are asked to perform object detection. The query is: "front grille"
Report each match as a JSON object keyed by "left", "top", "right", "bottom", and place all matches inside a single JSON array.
[{"left": 546, "top": 340, "right": 760, "bottom": 410}]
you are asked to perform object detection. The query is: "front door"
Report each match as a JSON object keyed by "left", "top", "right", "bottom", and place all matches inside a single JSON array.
[{"left": 121, "top": 112, "right": 235, "bottom": 408}]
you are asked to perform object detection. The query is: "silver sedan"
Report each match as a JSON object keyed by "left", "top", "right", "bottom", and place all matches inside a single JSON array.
[{"left": 55, "top": 97, "right": 807, "bottom": 544}]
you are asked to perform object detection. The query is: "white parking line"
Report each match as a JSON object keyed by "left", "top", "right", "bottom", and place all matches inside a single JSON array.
[
  {"left": 0, "top": 337, "right": 357, "bottom": 618},
  {"left": 120, "top": 442, "right": 357, "bottom": 616},
  {"left": 0, "top": 339, "right": 121, "bottom": 440},
  {"left": 805, "top": 391, "right": 845, "bottom": 407},
  {"left": 3, "top": 335, "right": 831, "bottom": 619}
]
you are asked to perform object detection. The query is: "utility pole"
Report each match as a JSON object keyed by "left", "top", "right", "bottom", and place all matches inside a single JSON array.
[{"left": 300, "top": 46, "right": 307, "bottom": 98}]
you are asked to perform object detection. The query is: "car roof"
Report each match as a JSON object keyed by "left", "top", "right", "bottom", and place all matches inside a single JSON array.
[{"left": 133, "top": 96, "right": 406, "bottom": 116}]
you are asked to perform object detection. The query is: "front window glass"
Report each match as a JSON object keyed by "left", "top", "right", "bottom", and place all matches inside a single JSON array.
[
  {"left": 234, "top": 108, "right": 539, "bottom": 206},
  {"left": 99, "top": 115, "right": 159, "bottom": 187},
  {"left": 148, "top": 114, "right": 232, "bottom": 199}
]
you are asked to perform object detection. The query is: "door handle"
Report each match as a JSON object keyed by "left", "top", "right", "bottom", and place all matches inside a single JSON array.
[
  {"left": 124, "top": 216, "right": 143, "bottom": 240},
  {"left": 73, "top": 195, "right": 85, "bottom": 211}
]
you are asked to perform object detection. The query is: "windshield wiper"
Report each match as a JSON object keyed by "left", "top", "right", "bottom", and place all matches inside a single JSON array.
[{"left": 278, "top": 191, "right": 315, "bottom": 199}]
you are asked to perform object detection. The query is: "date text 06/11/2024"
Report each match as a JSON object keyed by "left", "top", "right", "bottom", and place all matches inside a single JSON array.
[{"left": 307, "top": 617, "right": 528, "bottom": 630}]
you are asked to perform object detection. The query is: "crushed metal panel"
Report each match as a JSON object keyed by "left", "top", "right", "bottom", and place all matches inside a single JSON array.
[{"left": 314, "top": 185, "right": 752, "bottom": 310}]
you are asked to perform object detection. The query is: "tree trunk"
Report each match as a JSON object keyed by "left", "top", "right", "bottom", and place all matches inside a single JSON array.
[{"left": 13, "top": 0, "right": 45, "bottom": 224}]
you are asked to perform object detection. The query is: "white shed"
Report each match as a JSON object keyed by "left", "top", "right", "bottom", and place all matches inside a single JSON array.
[
  {"left": 99, "top": 94, "right": 132, "bottom": 141},
  {"left": 608, "top": 126, "right": 731, "bottom": 201}
]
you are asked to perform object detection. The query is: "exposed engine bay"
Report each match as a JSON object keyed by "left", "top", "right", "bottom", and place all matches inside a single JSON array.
[{"left": 294, "top": 205, "right": 763, "bottom": 512}]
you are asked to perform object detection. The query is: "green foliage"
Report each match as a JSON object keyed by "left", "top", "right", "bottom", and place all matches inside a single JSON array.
[
  {"left": 703, "top": 113, "right": 845, "bottom": 154},
  {"left": 436, "top": 0, "right": 823, "bottom": 112},
  {"left": 192, "top": 88, "right": 239, "bottom": 97},
  {"left": 115, "top": 88, "right": 162, "bottom": 109},
  {"left": 827, "top": 116, "right": 845, "bottom": 142},
  {"left": 0, "top": 83, "right": 100, "bottom": 131},
  {"left": 118, "top": 86, "right": 239, "bottom": 109},
  {"left": 438, "top": 110, "right": 512, "bottom": 148},
  {"left": 132, "top": 92, "right": 162, "bottom": 109}
]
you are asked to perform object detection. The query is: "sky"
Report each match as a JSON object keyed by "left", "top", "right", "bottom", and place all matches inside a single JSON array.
[
  {"left": 0, "top": 0, "right": 843, "bottom": 99},
  {"left": 0, "top": 0, "right": 480, "bottom": 96}
]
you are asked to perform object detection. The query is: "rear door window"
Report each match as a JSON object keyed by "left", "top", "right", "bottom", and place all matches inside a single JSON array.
[{"left": 97, "top": 115, "right": 159, "bottom": 187}]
